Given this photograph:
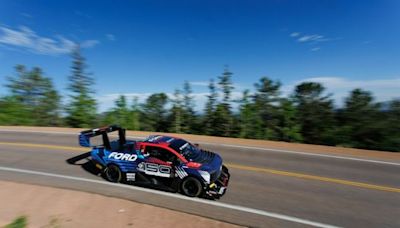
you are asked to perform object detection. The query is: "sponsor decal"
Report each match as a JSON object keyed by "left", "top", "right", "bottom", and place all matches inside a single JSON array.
[
  {"left": 126, "top": 173, "right": 136, "bottom": 181},
  {"left": 138, "top": 162, "right": 172, "bottom": 178},
  {"left": 108, "top": 152, "right": 138, "bottom": 161},
  {"left": 175, "top": 167, "right": 188, "bottom": 179}
]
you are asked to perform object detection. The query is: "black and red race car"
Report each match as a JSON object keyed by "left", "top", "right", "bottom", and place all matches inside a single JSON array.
[{"left": 79, "top": 125, "right": 230, "bottom": 199}]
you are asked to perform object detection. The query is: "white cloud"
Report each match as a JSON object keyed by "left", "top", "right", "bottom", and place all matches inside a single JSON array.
[
  {"left": 283, "top": 77, "right": 400, "bottom": 106},
  {"left": 290, "top": 32, "right": 300, "bottom": 37},
  {"left": 288, "top": 31, "right": 338, "bottom": 51},
  {"left": 0, "top": 25, "right": 99, "bottom": 55},
  {"left": 106, "top": 34, "right": 115, "bottom": 41},
  {"left": 297, "top": 34, "right": 326, "bottom": 43}
]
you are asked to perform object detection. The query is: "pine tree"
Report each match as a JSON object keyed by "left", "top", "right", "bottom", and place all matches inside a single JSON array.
[
  {"left": 253, "top": 77, "right": 281, "bottom": 139},
  {"left": 141, "top": 93, "right": 168, "bottom": 132},
  {"left": 214, "top": 67, "right": 234, "bottom": 136},
  {"left": 276, "top": 98, "right": 302, "bottom": 142},
  {"left": 238, "top": 90, "right": 256, "bottom": 138},
  {"left": 182, "top": 81, "right": 196, "bottom": 133},
  {"left": 114, "top": 95, "right": 129, "bottom": 127},
  {"left": 293, "top": 82, "right": 335, "bottom": 145},
  {"left": 338, "top": 89, "right": 385, "bottom": 149},
  {"left": 5, "top": 65, "right": 61, "bottom": 126},
  {"left": 0, "top": 96, "right": 33, "bottom": 125},
  {"left": 203, "top": 79, "right": 218, "bottom": 135},
  {"left": 381, "top": 99, "right": 400, "bottom": 151},
  {"left": 129, "top": 97, "right": 141, "bottom": 130},
  {"left": 219, "top": 68, "right": 234, "bottom": 104},
  {"left": 65, "top": 46, "right": 97, "bottom": 128},
  {"left": 169, "top": 89, "right": 184, "bottom": 133}
]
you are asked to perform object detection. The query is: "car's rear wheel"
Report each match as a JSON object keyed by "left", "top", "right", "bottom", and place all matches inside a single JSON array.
[
  {"left": 105, "top": 164, "right": 122, "bottom": 183},
  {"left": 181, "top": 177, "right": 203, "bottom": 197}
]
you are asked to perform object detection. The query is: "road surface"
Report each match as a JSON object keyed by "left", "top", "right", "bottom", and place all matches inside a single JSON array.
[{"left": 0, "top": 129, "right": 399, "bottom": 227}]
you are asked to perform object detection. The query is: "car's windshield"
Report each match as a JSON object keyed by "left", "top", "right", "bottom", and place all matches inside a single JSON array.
[{"left": 169, "top": 139, "right": 201, "bottom": 161}]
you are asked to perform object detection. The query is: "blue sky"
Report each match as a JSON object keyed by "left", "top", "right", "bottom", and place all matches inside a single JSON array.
[{"left": 0, "top": 0, "right": 399, "bottom": 111}]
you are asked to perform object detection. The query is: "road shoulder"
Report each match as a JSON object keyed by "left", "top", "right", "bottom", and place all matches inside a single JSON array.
[{"left": 0, "top": 180, "right": 240, "bottom": 228}]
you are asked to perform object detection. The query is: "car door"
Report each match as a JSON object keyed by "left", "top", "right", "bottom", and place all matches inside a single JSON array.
[{"left": 138, "top": 145, "right": 177, "bottom": 178}]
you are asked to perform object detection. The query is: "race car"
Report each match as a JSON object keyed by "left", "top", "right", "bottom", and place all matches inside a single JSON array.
[{"left": 79, "top": 125, "right": 230, "bottom": 199}]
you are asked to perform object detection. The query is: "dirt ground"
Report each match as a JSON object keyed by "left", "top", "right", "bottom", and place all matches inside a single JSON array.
[
  {"left": 0, "top": 181, "right": 241, "bottom": 228},
  {"left": 1, "top": 126, "right": 399, "bottom": 161}
]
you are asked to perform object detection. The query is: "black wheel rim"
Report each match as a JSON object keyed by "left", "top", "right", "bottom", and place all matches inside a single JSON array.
[{"left": 106, "top": 166, "right": 120, "bottom": 182}]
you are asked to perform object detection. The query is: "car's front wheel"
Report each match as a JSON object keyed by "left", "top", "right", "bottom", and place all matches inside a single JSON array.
[
  {"left": 181, "top": 177, "right": 203, "bottom": 197},
  {"left": 104, "top": 164, "right": 122, "bottom": 183}
]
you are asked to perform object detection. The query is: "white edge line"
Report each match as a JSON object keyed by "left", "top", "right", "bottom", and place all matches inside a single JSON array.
[
  {"left": 1, "top": 129, "right": 399, "bottom": 166},
  {"left": 0, "top": 166, "right": 340, "bottom": 228}
]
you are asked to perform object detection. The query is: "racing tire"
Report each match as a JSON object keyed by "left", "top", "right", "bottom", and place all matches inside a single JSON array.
[
  {"left": 104, "top": 164, "right": 122, "bottom": 183},
  {"left": 181, "top": 177, "right": 203, "bottom": 197}
]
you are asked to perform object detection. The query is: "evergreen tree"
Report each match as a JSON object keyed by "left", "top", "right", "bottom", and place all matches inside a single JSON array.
[
  {"left": 101, "top": 110, "right": 117, "bottom": 126},
  {"left": 102, "top": 95, "right": 137, "bottom": 129},
  {"left": 219, "top": 67, "right": 234, "bottom": 104},
  {"left": 182, "top": 81, "right": 196, "bottom": 133},
  {"left": 338, "top": 89, "right": 386, "bottom": 149},
  {"left": 203, "top": 79, "right": 218, "bottom": 135},
  {"left": 141, "top": 93, "right": 168, "bottom": 132},
  {"left": 0, "top": 96, "right": 33, "bottom": 125},
  {"left": 214, "top": 67, "right": 234, "bottom": 136},
  {"left": 5, "top": 65, "right": 61, "bottom": 126},
  {"left": 238, "top": 90, "right": 257, "bottom": 138},
  {"left": 276, "top": 98, "right": 302, "bottom": 142},
  {"left": 65, "top": 46, "right": 97, "bottom": 128},
  {"left": 253, "top": 77, "right": 281, "bottom": 139},
  {"left": 114, "top": 95, "right": 130, "bottom": 127},
  {"left": 293, "top": 82, "right": 335, "bottom": 145},
  {"left": 380, "top": 99, "right": 400, "bottom": 151},
  {"left": 169, "top": 89, "right": 184, "bottom": 133},
  {"left": 129, "top": 97, "right": 141, "bottom": 130}
]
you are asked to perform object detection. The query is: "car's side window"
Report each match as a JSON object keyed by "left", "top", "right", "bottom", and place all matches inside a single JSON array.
[{"left": 145, "top": 146, "right": 177, "bottom": 163}]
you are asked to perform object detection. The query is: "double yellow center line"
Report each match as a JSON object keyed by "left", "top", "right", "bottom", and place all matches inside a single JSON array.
[{"left": 1, "top": 141, "right": 399, "bottom": 193}]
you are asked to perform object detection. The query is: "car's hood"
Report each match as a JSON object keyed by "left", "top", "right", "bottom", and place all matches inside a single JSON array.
[{"left": 197, "top": 150, "right": 223, "bottom": 181}]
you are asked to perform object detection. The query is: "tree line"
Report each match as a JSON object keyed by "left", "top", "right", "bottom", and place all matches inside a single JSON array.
[{"left": 0, "top": 47, "right": 399, "bottom": 152}]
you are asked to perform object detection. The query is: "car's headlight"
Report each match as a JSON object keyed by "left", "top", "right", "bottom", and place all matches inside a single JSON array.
[{"left": 198, "top": 170, "right": 210, "bottom": 184}]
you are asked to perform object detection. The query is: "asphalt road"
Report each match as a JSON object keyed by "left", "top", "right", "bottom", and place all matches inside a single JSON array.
[{"left": 0, "top": 130, "right": 399, "bottom": 227}]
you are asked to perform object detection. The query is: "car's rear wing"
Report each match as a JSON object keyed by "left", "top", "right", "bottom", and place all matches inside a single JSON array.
[{"left": 79, "top": 125, "right": 126, "bottom": 150}]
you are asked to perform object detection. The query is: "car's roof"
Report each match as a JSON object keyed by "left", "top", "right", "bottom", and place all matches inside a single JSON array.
[
  {"left": 142, "top": 135, "right": 191, "bottom": 154},
  {"left": 143, "top": 135, "right": 185, "bottom": 145}
]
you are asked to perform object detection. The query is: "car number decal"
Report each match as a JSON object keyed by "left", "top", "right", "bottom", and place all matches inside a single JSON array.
[{"left": 138, "top": 162, "right": 172, "bottom": 178}]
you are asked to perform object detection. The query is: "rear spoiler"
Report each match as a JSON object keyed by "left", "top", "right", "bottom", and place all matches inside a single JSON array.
[{"left": 79, "top": 125, "right": 126, "bottom": 150}]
